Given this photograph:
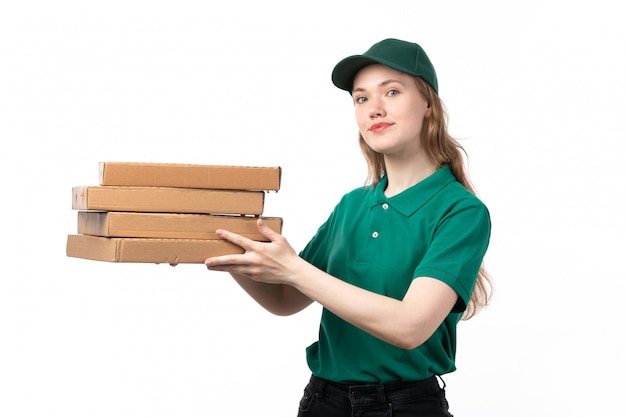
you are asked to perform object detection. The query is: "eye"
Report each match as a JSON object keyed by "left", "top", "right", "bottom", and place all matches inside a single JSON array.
[
  {"left": 387, "top": 89, "right": 400, "bottom": 97},
  {"left": 354, "top": 96, "right": 367, "bottom": 104}
]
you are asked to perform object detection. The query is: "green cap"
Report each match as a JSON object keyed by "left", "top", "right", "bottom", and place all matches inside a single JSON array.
[{"left": 331, "top": 38, "right": 438, "bottom": 94}]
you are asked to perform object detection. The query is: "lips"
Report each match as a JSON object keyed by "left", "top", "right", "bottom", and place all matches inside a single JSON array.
[{"left": 370, "top": 122, "right": 392, "bottom": 133}]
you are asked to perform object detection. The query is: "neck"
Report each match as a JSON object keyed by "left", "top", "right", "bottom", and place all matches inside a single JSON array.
[{"left": 383, "top": 157, "right": 437, "bottom": 198}]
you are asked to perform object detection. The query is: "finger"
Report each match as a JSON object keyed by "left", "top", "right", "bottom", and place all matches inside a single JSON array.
[
  {"left": 215, "top": 228, "right": 255, "bottom": 250},
  {"left": 205, "top": 253, "right": 242, "bottom": 268},
  {"left": 257, "top": 218, "right": 282, "bottom": 242}
]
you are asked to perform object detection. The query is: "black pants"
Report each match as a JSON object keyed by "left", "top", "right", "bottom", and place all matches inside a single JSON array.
[{"left": 297, "top": 374, "right": 454, "bottom": 417}]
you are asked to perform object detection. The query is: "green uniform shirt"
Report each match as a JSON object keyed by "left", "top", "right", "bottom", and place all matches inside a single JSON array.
[{"left": 299, "top": 165, "right": 491, "bottom": 384}]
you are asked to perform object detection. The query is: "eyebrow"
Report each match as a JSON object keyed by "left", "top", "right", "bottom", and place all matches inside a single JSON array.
[{"left": 352, "top": 79, "right": 406, "bottom": 94}]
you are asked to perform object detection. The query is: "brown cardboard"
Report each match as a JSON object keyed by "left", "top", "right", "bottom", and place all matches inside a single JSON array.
[
  {"left": 72, "top": 186, "right": 265, "bottom": 215},
  {"left": 99, "top": 162, "right": 281, "bottom": 191},
  {"left": 66, "top": 234, "right": 244, "bottom": 264},
  {"left": 77, "top": 211, "right": 283, "bottom": 240}
]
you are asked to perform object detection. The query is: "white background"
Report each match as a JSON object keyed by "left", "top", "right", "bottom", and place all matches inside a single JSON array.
[{"left": 1, "top": 1, "right": 624, "bottom": 416}]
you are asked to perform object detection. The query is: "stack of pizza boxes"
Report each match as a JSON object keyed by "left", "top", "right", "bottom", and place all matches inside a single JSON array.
[{"left": 66, "top": 162, "right": 282, "bottom": 264}]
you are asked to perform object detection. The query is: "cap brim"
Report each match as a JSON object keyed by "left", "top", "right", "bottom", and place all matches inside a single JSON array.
[
  {"left": 332, "top": 55, "right": 418, "bottom": 92},
  {"left": 331, "top": 55, "right": 379, "bottom": 92}
]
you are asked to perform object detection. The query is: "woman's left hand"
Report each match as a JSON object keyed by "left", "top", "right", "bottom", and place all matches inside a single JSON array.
[{"left": 204, "top": 218, "right": 301, "bottom": 285}]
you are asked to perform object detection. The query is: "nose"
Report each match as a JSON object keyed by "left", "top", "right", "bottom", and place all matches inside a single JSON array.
[{"left": 368, "top": 97, "right": 386, "bottom": 118}]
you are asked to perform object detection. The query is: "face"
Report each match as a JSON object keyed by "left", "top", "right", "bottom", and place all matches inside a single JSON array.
[{"left": 352, "top": 64, "right": 431, "bottom": 158}]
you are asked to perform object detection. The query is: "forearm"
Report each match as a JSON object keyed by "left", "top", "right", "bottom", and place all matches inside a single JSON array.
[
  {"left": 289, "top": 262, "right": 456, "bottom": 349},
  {"left": 230, "top": 272, "right": 313, "bottom": 316},
  {"left": 204, "top": 221, "right": 455, "bottom": 344}
]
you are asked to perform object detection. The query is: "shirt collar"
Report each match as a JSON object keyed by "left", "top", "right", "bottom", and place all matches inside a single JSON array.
[{"left": 370, "top": 165, "right": 457, "bottom": 217}]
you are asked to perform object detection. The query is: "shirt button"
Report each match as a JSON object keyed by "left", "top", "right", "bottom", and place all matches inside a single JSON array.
[
  {"left": 372, "top": 231, "right": 379, "bottom": 238},
  {"left": 382, "top": 203, "right": 389, "bottom": 210}
]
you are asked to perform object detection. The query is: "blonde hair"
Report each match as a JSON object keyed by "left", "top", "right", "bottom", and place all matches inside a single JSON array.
[{"left": 358, "top": 77, "right": 492, "bottom": 319}]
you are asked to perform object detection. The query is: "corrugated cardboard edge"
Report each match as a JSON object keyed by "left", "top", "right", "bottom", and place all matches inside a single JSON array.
[
  {"left": 71, "top": 186, "right": 265, "bottom": 215},
  {"left": 98, "top": 162, "right": 282, "bottom": 191},
  {"left": 76, "top": 211, "right": 283, "bottom": 239},
  {"left": 66, "top": 234, "right": 244, "bottom": 264}
]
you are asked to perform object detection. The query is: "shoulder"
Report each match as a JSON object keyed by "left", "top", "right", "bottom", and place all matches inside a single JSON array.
[
  {"left": 425, "top": 180, "right": 491, "bottom": 241},
  {"left": 336, "top": 184, "right": 376, "bottom": 207},
  {"left": 438, "top": 181, "right": 489, "bottom": 215}
]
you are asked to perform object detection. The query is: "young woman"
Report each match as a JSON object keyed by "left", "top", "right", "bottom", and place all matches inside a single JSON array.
[{"left": 205, "top": 38, "right": 492, "bottom": 417}]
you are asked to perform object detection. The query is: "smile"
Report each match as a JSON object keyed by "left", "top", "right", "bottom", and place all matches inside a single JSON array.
[{"left": 370, "top": 123, "right": 392, "bottom": 133}]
